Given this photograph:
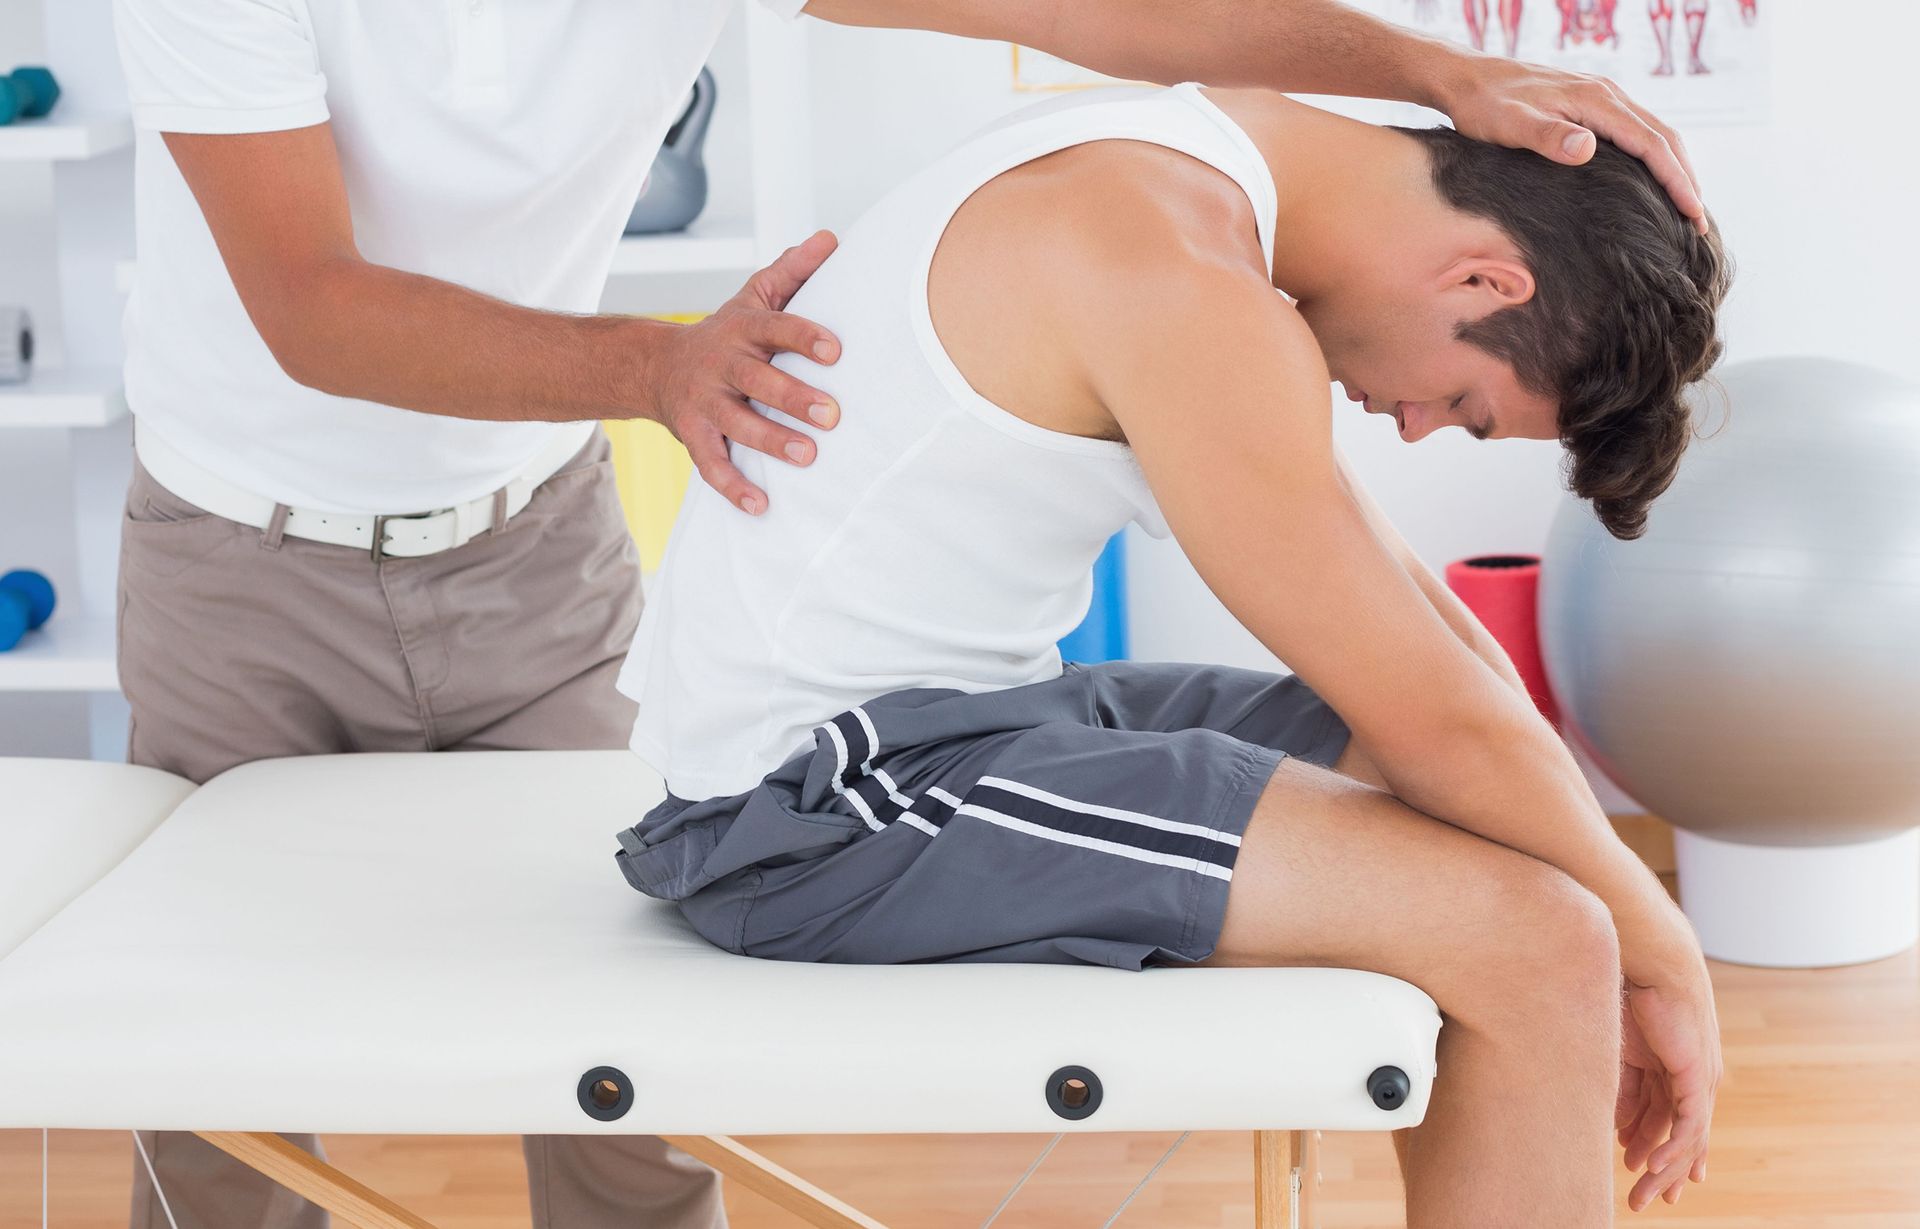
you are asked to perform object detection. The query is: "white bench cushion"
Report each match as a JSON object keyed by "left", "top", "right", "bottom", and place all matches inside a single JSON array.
[
  {"left": 0, "top": 751, "right": 1439, "bottom": 1135},
  {"left": 0, "top": 758, "right": 195, "bottom": 960}
]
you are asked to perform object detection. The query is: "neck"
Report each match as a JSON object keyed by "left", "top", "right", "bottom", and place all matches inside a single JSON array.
[{"left": 1210, "top": 92, "right": 1456, "bottom": 307}]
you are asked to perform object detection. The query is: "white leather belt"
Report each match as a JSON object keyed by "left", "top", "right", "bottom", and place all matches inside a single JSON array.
[{"left": 133, "top": 424, "right": 591, "bottom": 562}]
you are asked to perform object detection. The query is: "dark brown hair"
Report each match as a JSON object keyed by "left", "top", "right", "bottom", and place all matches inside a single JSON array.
[{"left": 1393, "top": 125, "right": 1731, "bottom": 539}]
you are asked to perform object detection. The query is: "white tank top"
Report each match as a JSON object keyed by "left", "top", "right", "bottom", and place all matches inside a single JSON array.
[{"left": 617, "top": 83, "right": 1280, "bottom": 801}]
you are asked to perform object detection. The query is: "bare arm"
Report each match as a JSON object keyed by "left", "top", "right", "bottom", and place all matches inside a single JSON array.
[
  {"left": 1333, "top": 444, "right": 1535, "bottom": 702},
  {"left": 1068, "top": 252, "right": 1689, "bottom": 980},
  {"left": 805, "top": 0, "right": 1705, "bottom": 231},
  {"left": 163, "top": 124, "right": 844, "bottom": 514}
]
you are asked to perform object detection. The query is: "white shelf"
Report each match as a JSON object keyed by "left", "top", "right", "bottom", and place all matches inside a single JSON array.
[
  {"left": 0, "top": 615, "right": 117, "bottom": 693},
  {"left": 608, "top": 214, "right": 758, "bottom": 276},
  {"left": 0, "top": 113, "right": 133, "bottom": 162},
  {"left": 118, "top": 214, "right": 765, "bottom": 290},
  {"left": 0, "top": 367, "right": 126, "bottom": 428}
]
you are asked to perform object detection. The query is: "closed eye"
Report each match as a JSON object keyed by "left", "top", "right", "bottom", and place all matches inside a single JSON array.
[{"left": 1454, "top": 395, "right": 1494, "bottom": 441}]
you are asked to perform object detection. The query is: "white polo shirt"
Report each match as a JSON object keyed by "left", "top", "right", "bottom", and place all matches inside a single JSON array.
[{"left": 114, "top": 0, "right": 802, "bottom": 514}]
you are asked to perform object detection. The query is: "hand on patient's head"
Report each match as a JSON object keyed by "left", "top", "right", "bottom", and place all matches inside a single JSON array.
[
  {"left": 1435, "top": 54, "right": 1707, "bottom": 235},
  {"left": 647, "top": 230, "right": 844, "bottom": 516}
]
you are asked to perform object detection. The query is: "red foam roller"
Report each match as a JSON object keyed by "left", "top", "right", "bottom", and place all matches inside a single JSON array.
[{"left": 1444, "top": 554, "right": 1559, "bottom": 727}]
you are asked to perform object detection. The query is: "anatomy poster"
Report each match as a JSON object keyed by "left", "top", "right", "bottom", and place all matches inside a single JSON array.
[
  {"left": 1366, "top": 0, "right": 1770, "bottom": 123},
  {"left": 1016, "top": 0, "right": 1767, "bottom": 123}
]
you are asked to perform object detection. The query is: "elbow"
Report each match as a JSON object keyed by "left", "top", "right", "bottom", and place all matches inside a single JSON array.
[
  {"left": 245, "top": 257, "right": 358, "bottom": 396},
  {"left": 262, "top": 330, "right": 328, "bottom": 393},
  {"left": 1369, "top": 690, "right": 1560, "bottom": 803}
]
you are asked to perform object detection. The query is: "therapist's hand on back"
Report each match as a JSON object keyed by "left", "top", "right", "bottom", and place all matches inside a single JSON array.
[
  {"left": 163, "top": 122, "right": 839, "bottom": 520},
  {"left": 643, "top": 229, "right": 843, "bottom": 516}
]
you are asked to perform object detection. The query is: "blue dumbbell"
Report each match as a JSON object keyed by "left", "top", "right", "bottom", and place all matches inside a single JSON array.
[
  {"left": 0, "top": 67, "right": 60, "bottom": 126},
  {"left": 0, "top": 569, "right": 55, "bottom": 651}
]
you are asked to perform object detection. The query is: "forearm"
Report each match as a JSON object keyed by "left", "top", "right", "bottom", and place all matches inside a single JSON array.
[
  {"left": 813, "top": 0, "right": 1473, "bottom": 107},
  {"left": 1039, "top": 0, "right": 1469, "bottom": 103},
  {"left": 1386, "top": 684, "right": 1685, "bottom": 973},
  {"left": 1407, "top": 557, "right": 1533, "bottom": 700},
  {"left": 1335, "top": 447, "right": 1533, "bottom": 699},
  {"left": 269, "top": 257, "right": 665, "bottom": 423}
]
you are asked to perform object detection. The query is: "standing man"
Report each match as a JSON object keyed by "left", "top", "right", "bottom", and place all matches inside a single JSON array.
[{"left": 110, "top": 0, "right": 1707, "bottom": 1227}]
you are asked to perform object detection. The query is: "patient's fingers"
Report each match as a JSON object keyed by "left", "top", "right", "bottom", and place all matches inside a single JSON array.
[
  {"left": 1617, "top": 1083, "right": 1652, "bottom": 1151},
  {"left": 1647, "top": 1076, "right": 1715, "bottom": 1181},
  {"left": 1624, "top": 1076, "right": 1673, "bottom": 1172},
  {"left": 1615, "top": 1058, "right": 1646, "bottom": 1136}
]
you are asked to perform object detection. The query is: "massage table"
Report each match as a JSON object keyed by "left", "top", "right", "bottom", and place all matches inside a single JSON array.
[{"left": 0, "top": 752, "right": 1441, "bottom": 1228}]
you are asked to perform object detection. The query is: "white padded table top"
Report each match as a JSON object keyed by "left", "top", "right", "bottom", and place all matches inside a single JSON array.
[
  {"left": 0, "top": 758, "right": 196, "bottom": 960},
  {"left": 0, "top": 752, "right": 1439, "bottom": 1136}
]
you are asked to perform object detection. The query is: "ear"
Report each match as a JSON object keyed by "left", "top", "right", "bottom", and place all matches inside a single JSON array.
[{"left": 1439, "top": 255, "right": 1535, "bottom": 309}]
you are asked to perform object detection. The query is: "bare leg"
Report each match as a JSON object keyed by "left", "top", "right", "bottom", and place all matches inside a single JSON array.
[{"left": 1199, "top": 750, "right": 1621, "bottom": 1228}]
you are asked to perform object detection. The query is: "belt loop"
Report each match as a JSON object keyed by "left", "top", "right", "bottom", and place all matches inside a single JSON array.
[
  {"left": 491, "top": 487, "right": 510, "bottom": 535},
  {"left": 262, "top": 502, "right": 290, "bottom": 551}
]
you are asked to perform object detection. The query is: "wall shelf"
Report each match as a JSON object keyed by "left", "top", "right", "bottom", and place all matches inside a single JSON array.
[
  {"left": 608, "top": 214, "right": 758, "bottom": 276},
  {"left": 0, "top": 367, "right": 127, "bottom": 428},
  {"left": 0, "top": 616, "right": 117, "bottom": 693},
  {"left": 121, "top": 212, "right": 771, "bottom": 292},
  {"left": 0, "top": 113, "right": 132, "bottom": 162}
]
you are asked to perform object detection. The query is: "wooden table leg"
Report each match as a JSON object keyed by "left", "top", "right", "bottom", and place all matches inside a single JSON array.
[
  {"left": 1254, "top": 1130, "right": 1320, "bottom": 1229},
  {"left": 194, "top": 1133, "right": 441, "bottom": 1229},
  {"left": 661, "top": 1135, "right": 893, "bottom": 1229}
]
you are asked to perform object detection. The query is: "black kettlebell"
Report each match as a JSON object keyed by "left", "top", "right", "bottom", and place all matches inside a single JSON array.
[{"left": 626, "top": 68, "right": 716, "bottom": 235}]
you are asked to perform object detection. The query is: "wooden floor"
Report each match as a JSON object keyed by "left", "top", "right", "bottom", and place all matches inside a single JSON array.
[{"left": 3, "top": 940, "right": 1916, "bottom": 1229}]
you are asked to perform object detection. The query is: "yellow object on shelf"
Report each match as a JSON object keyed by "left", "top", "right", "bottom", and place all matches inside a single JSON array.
[{"left": 603, "top": 313, "right": 703, "bottom": 571}]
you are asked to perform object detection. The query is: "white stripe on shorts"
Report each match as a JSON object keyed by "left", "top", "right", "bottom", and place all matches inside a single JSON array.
[
  {"left": 974, "top": 776, "right": 1241, "bottom": 847},
  {"left": 822, "top": 722, "right": 884, "bottom": 831},
  {"left": 852, "top": 706, "right": 880, "bottom": 772},
  {"left": 955, "top": 803, "right": 1234, "bottom": 881},
  {"left": 873, "top": 768, "right": 941, "bottom": 837}
]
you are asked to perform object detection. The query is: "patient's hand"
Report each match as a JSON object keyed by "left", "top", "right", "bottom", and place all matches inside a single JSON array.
[
  {"left": 647, "top": 230, "right": 844, "bottom": 516},
  {"left": 1432, "top": 54, "right": 1709, "bottom": 235},
  {"left": 1616, "top": 967, "right": 1723, "bottom": 1211}
]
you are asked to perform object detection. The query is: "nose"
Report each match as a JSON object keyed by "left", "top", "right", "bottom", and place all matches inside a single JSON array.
[{"left": 1396, "top": 402, "right": 1442, "bottom": 443}]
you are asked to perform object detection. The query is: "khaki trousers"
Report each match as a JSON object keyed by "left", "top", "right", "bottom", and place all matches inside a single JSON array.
[{"left": 117, "top": 430, "right": 725, "bottom": 1229}]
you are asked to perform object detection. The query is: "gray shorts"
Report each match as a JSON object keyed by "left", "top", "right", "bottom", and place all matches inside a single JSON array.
[{"left": 616, "top": 661, "right": 1350, "bottom": 970}]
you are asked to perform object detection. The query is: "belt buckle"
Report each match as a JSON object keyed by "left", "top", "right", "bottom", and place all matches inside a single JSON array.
[{"left": 370, "top": 509, "right": 447, "bottom": 563}]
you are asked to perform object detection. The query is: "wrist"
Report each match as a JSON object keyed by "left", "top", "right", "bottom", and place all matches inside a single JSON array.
[
  {"left": 1408, "top": 36, "right": 1485, "bottom": 114},
  {"left": 606, "top": 314, "right": 679, "bottom": 424},
  {"left": 1617, "top": 884, "right": 1706, "bottom": 988}
]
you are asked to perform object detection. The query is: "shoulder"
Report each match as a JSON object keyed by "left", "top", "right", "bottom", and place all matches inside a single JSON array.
[{"left": 990, "top": 143, "right": 1305, "bottom": 352}]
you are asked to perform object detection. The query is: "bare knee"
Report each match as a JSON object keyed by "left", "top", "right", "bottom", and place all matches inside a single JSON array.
[{"left": 1467, "top": 857, "right": 1621, "bottom": 1034}]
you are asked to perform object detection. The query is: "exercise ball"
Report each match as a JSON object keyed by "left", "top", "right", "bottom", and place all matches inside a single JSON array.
[{"left": 1540, "top": 356, "right": 1920, "bottom": 968}]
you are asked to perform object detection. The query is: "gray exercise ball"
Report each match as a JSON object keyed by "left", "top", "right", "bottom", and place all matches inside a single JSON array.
[{"left": 1539, "top": 356, "right": 1920, "bottom": 966}]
